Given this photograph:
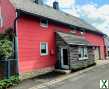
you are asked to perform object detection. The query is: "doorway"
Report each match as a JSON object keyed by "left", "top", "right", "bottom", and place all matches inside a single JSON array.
[
  {"left": 94, "top": 47, "right": 100, "bottom": 60},
  {"left": 61, "top": 48, "right": 69, "bottom": 69}
]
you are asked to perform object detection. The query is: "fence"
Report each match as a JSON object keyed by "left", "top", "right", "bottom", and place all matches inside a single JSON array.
[{"left": 0, "top": 59, "right": 18, "bottom": 80}]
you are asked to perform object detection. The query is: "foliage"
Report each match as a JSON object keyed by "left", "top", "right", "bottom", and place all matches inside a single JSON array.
[
  {"left": 0, "top": 28, "right": 14, "bottom": 60},
  {"left": 0, "top": 28, "right": 15, "bottom": 41},
  {"left": 0, "top": 75, "right": 20, "bottom": 89},
  {"left": 0, "top": 39, "right": 13, "bottom": 60}
]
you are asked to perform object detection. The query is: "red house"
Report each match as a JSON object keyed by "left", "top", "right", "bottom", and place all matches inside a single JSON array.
[{"left": 0, "top": 0, "right": 107, "bottom": 79}]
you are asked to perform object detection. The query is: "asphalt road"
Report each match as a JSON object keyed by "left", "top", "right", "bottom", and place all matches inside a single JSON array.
[{"left": 42, "top": 64, "right": 109, "bottom": 89}]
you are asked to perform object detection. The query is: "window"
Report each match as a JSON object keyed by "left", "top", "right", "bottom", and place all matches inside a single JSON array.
[
  {"left": 80, "top": 31, "right": 84, "bottom": 35},
  {"left": 0, "top": 7, "right": 3, "bottom": 27},
  {"left": 40, "top": 42, "right": 48, "bottom": 56},
  {"left": 79, "top": 47, "right": 88, "bottom": 60},
  {"left": 40, "top": 19, "right": 48, "bottom": 28}
]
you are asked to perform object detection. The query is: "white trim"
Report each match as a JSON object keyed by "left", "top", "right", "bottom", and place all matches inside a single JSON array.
[
  {"left": 60, "top": 48, "right": 69, "bottom": 69},
  {"left": 40, "top": 42, "right": 48, "bottom": 56}
]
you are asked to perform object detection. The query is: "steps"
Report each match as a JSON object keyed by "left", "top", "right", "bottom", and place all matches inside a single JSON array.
[{"left": 54, "top": 69, "right": 71, "bottom": 74}]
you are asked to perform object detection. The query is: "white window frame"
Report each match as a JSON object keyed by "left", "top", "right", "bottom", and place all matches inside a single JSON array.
[
  {"left": 0, "top": 6, "right": 3, "bottom": 27},
  {"left": 79, "top": 47, "right": 88, "bottom": 60},
  {"left": 40, "top": 42, "right": 48, "bottom": 56},
  {"left": 40, "top": 19, "right": 48, "bottom": 28}
]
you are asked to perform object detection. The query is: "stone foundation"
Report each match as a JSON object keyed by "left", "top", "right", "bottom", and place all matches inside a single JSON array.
[{"left": 19, "top": 66, "right": 55, "bottom": 80}]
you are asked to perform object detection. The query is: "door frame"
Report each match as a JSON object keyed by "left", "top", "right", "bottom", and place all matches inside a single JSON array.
[{"left": 60, "top": 47, "right": 69, "bottom": 69}]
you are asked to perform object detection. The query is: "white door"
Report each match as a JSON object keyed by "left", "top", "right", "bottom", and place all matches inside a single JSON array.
[{"left": 61, "top": 48, "right": 69, "bottom": 69}]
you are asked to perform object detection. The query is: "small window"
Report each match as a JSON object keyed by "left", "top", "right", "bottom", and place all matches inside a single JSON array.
[
  {"left": 40, "top": 42, "right": 48, "bottom": 56},
  {"left": 0, "top": 7, "right": 3, "bottom": 27},
  {"left": 79, "top": 47, "right": 88, "bottom": 60},
  {"left": 80, "top": 31, "right": 84, "bottom": 35},
  {"left": 40, "top": 19, "right": 48, "bottom": 28}
]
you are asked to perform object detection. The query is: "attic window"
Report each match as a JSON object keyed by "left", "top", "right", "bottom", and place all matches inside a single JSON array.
[{"left": 40, "top": 19, "right": 48, "bottom": 28}]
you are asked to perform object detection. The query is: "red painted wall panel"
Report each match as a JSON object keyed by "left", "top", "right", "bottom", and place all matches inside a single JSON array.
[
  {"left": 0, "top": 0, "right": 16, "bottom": 32},
  {"left": 17, "top": 16, "right": 70, "bottom": 73},
  {"left": 17, "top": 16, "right": 105, "bottom": 74},
  {"left": 84, "top": 32, "right": 105, "bottom": 59}
]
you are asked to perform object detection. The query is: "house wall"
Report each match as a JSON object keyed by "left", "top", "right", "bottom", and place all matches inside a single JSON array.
[
  {"left": 17, "top": 15, "right": 105, "bottom": 79},
  {"left": 69, "top": 46, "right": 95, "bottom": 69},
  {"left": 84, "top": 32, "right": 105, "bottom": 59},
  {"left": 0, "top": 0, "right": 16, "bottom": 32},
  {"left": 17, "top": 16, "right": 71, "bottom": 79}
]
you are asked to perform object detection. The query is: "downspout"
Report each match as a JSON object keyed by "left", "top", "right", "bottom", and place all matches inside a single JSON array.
[{"left": 13, "top": 11, "right": 20, "bottom": 75}]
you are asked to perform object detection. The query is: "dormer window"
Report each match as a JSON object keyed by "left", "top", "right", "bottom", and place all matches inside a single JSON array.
[{"left": 40, "top": 19, "right": 48, "bottom": 28}]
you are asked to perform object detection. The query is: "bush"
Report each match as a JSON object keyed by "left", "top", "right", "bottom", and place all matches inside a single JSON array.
[
  {"left": 0, "top": 39, "right": 13, "bottom": 60},
  {"left": 0, "top": 75, "right": 20, "bottom": 89}
]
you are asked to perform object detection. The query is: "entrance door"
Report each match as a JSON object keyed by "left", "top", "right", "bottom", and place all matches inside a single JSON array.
[{"left": 61, "top": 48, "right": 69, "bottom": 69}]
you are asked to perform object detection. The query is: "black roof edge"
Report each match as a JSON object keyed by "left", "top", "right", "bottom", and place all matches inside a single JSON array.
[{"left": 16, "top": 9, "right": 104, "bottom": 36}]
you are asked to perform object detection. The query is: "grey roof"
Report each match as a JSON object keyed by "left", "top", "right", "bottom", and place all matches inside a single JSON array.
[
  {"left": 10, "top": 0, "right": 103, "bottom": 34},
  {"left": 57, "top": 32, "right": 92, "bottom": 46}
]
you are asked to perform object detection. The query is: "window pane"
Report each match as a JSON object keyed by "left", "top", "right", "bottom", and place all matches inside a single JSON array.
[
  {"left": 41, "top": 43, "right": 46, "bottom": 54},
  {"left": 40, "top": 19, "right": 48, "bottom": 27},
  {"left": 79, "top": 47, "right": 84, "bottom": 58},
  {"left": 84, "top": 48, "right": 88, "bottom": 57},
  {"left": 41, "top": 43, "right": 46, "bottom": 49}
]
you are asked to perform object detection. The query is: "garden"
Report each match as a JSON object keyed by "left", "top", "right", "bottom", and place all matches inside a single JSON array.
[{"left": 0, "top": 28, "right": 19, "bottom": 89}]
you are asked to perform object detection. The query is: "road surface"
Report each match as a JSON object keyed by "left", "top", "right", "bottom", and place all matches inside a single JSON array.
[{"left": 41, "top": 64, "right": 109, "bottom": 89}]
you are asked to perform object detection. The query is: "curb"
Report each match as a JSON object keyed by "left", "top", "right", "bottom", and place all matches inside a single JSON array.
[{"left": 29, "top": 62, "right": 109, "bottom": 89}]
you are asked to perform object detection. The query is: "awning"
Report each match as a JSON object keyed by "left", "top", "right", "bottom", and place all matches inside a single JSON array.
[{"left": 57, "top": 32, "right": 92, "bottom": 46}]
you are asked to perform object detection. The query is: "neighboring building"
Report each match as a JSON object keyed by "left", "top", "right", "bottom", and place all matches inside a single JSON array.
[{"left": 0, "top": 0, "right": 106, "bottom": 79}]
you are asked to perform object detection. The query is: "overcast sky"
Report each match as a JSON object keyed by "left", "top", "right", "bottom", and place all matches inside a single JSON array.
[{"left": 44, "top": 0, "right": 109, "bottom": 36}]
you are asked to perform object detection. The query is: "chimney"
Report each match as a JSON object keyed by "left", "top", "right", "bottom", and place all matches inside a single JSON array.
[
  {"left": 53, "top": 1, "right": 59, "bottom": 10},
  {"left": 34, "top": 0, "right": 43, "bottom": 5}
]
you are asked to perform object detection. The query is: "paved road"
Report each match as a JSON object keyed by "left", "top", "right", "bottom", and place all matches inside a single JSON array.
[{"left": 41, "top": 64, "right": 109, "bottom": 89}]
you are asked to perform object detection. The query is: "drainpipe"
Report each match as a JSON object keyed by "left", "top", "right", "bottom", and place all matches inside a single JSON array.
[{"left": 13, "top": 12, "right": 20, "bottom": 75}]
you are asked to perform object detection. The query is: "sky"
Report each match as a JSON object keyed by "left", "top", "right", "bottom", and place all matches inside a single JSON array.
[{"left": 44, "top": 0, "right": 109, "bottom": 36}]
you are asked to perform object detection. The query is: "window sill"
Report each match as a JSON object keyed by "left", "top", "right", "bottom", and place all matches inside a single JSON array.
[
  {"left": 40, "top": 24, "right": 48, "bottom": 28},
  {"left": 40, "top": 54, "right": 48, "bottom": 56},
  {"left": 79, "top": 57, "right": 88, "bottom": 60}
]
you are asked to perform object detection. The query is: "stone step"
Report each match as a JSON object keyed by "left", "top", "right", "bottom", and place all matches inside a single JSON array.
[{"left": 54, "top": 69, "right": 71, "bottom": 74}]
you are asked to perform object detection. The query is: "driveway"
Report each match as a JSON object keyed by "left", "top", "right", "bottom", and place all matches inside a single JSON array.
[{"left": 40, "top": 63, "right": 109, "bottom": 89}]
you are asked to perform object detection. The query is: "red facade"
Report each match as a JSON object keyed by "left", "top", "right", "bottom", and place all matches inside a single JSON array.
[
  {"left": 0, "top": 0, "right": 16, "bottom": 32},
  {"left": 0, "top": 0, "right": 106, "bottom": 74}
]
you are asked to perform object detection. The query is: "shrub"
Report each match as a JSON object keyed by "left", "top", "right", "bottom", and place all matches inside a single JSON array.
[
  {"left": 0, "top": 39, "right": 13, "bottom": 60},
  {"left": 0, "top": 75, "right": 20, "bottom": 89}
]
